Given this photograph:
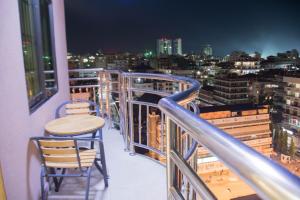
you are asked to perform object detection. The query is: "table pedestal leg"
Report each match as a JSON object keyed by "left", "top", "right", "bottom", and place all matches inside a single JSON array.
[{"left": 95, "top": 128, "right": 109, "bottom": 187}]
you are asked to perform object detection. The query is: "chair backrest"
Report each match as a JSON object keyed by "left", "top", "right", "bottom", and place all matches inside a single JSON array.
[
  {"left": 70, "top": 92, "right": 90, "bottom": 101},
  {"left": 36, "top": 138, "right": 83, "bottom": 170},
  {"left": 56, "top": 99, "right": 100, "bottom": 118}
]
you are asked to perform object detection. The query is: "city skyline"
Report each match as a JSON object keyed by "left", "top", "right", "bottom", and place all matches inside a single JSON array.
[{"left": 65, "top": 0, "right": 300, "bottom": 57}]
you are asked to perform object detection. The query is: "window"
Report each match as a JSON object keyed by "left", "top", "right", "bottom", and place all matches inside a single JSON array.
[{"left": 19, "top": 0, "right": 57, "bottom": 112}]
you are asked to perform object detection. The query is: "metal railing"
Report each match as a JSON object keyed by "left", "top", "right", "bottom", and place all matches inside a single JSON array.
[{"left": 69, "top": 68, "right": 300, "bottom": 200}]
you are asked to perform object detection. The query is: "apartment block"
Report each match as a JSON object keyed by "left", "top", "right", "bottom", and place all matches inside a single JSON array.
[
  {"left": 197, "top": 104, "right": 272, "bottom": 174},
  {"left": 283, "top": 76, "right": 300, "bottom": 148},
  {"left": 213, "top": 75, "right": 250, "bottom": 105}
]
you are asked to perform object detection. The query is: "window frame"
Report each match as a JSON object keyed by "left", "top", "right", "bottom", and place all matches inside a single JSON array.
[{"left": 18, "top": 0, "right": 58, "bottom": 113}]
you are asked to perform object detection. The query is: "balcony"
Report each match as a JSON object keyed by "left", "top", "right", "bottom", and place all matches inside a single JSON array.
[
  {"left": 64, "top": 68, "right": 300, "bottom": 200},
  {"left": 2, "top": 1, "right": 300, "bottom": 200}
]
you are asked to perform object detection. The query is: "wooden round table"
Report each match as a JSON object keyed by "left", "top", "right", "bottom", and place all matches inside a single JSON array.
[
  {"left": 45, "top": 115, "right": 105, "bottom": 136},
  {"left": 44, "top": 114, "right": 109, "bottom": 186}
]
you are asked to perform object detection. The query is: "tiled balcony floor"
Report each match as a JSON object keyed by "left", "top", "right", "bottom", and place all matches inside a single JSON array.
[{"left": 48, "top": 123, "right": 167, "bottom": 200}]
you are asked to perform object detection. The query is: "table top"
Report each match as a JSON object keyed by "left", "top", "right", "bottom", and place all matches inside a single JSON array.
[{"left": 45, "top": 115, "right": 105, "bottom": 136}]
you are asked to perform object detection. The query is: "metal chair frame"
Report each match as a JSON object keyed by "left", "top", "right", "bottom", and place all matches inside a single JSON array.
[
  {"left": 31, "top": 136, "right": 102, "bottom": 200},
  {"left": 54, "top": 99, "right": 109, "bottom": 186}
]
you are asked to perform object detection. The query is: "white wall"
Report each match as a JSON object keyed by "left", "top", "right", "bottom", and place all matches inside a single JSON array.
[{"left": 0, "top": 0, "right": 69, "bottom": 199}]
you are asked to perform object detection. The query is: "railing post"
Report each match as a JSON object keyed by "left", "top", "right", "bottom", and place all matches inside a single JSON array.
[
  {"left": 166, "top": 116, "right": 176, "bottom": 199},
  {"left": 128, "top": 77, "right": 135, "bottom": 155},
  {"left": 99, "top": 72, "right": 104, "bottom": 115},
  {"left": 105, "top": 72, "right": 111, "bottom": 128},
  {"left": 120, "top": 73, "right": 130, "bottom": 151}
]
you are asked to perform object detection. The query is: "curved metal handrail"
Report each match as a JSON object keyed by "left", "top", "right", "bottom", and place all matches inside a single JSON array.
[
  {"left": 159, "top": 95, "right": 300, "bottom": 200},
  {"left": 123, "top": 72, "right": 200, "bottom": 101},
  {"left": 122, "top": 72, "right": 200, "bottom": 157},
  {"left": 70, "top": 68, "right": 300, "bottom": 199}
]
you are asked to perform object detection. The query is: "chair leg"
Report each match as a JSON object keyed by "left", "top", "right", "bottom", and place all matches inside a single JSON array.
[
  {"left": 50, "top": 168, "right": 60, "bottom": 192},
  {"left": 98, "top": 129, "right": 109, "bottom": 187},
  {"left": 91, "top": 132, "right": 96, "bottom": 149},
  {"left": 56, "top": 168, "right": 66, "bottom": 191},
  {"left": 40, "top": 167, "right": 46, "bottom": 200},
  {"left": 85, "top": 168, "right": 92, "bottom": 200}
]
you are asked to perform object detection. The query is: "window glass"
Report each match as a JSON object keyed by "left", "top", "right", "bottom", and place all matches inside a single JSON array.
[
  {"left": 19, "top": 0, "right": 57, "bottom": 112},
  {"left": 20, "top": 0, "right": 42, "bottom": 102},
  {"left": 40, "top": 0, "right": 57, "bottom": 93}
]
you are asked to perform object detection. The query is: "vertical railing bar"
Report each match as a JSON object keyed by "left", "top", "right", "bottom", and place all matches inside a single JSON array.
[
  {"left": 118, "top": 72, "right": 122, "bottom": 134},
  {"left": 138, "top": 104, "right": 142, "bottom": 144},
  {"left": 93, "top": 87, "right": 96, "bottom": 104},
  {"left": 106, "top": 72, "right": 111, "bottom": 128},
  {"left": 124, "top": 76, "right": 129, "bottom": 150},
  {"left": 99, "top": 72, "right": 104, "bottom": 115},
  {"left": 128, "top": 77, "right": 135, "bottom": 154},
  {"left": 167, "top": 118, "right": 177, "bottom": 199},
  {"left": 146, "top": 105, "right": 149, "bottom": 146},
  {"left": 170, "top": 150, "right": 216, "bottom": 200},
  {"left": 160, "top": 112, "right": 164, "bottom": 152}
]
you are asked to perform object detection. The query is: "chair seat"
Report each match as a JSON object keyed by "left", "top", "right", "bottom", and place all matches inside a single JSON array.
[
  {"left": 65, "top": 108, "right": 90, "bottom": 115},
  {"left": 45, "top": 149, "right": 97, "bottom": 168},
  {"left": 65, "top": 102, "right": 90, "bottom": 109}
]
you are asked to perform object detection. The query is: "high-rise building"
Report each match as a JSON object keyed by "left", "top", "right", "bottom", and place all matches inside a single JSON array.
[
  {"left": 172, "top": 38, "right": 182, "bottom": 55},
  {"left": 282, "top": 76, "right": 300, "bottom": 148},
  {"left": 213, "top": 74, "right": 250, "bottom": 105},
  {"left": 202, "top": 44, "right": 213, "bottom": 57},
  {"left": 157, "top": 38, "right": 172, "bottom": 56}
]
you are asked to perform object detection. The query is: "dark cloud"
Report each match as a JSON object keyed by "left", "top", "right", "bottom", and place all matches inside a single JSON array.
[{"left": 65, "top": 0, "right": 300, "bottom": 56}]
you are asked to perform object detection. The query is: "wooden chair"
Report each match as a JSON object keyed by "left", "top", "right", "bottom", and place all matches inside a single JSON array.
[
  {"left": 55, "top": 99, "right": 109, "bottom": 187},
  {"left": 31, "top": 136, "right": 100, "bottom": 200},
  {"left": 55, "top": 99, "right": 100, "bottom": 118}
]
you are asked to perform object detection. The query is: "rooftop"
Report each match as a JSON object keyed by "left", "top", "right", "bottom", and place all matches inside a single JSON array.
[{"left": 199, "top": 104, "right": 268, "bottom": 113}]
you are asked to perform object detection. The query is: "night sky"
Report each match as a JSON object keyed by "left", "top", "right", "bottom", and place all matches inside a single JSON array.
[{"left": 65, "top": 0, "right": 300, "bottom": 57}]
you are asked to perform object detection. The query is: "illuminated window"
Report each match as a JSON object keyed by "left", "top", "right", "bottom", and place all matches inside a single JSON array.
[{"left": 19, "top": 0, "right": 58, "bottom": 112}]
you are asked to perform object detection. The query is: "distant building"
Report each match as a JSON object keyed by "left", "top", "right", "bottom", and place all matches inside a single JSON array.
[
  {"left": 229, "top": 51, "right": 248, "bottom": 61},
  {"left": 213, "top": 74, "right": 250, "bottom": 105},
  {"left": 261, "top": 49, "right": 300, "bottom": 70},
  {"left": 157, "top": 38, "right": 172, "bottom": 56},
  {"left": 202, "top": 44, "right": 213, "bottom": 58},
  {"left": 248, "top": 79, "right": 278, "bottom": 105},
  {"left": 95, "top": 50, "right": 106, "bottom": 68},
  {"left": 67, "top": 52, "right": 80, "bottom": 69},
  {"left": 198, "top": 86, "right": 224, "bottom": 106},
  {"left": 232, "top": 58, "right": 261, "bottom": 75},
  {"left": 282, "top": 76, "right": 300, "bottom": 148},
  {"left": 197, "top": 104, "right": 272, "bottom": 174},
  {"left": 172, "top": 38, "right": 182, "bottom": 55}
]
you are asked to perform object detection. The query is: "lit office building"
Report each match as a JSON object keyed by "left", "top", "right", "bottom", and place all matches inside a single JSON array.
[
  {"left": 172, "top": 38, "right": 182, "bottom": 55},
  {"left": 157, "top": 38, "right": 172, "bottom": 56},
  {"left": 202, "top": 44, "right": 213, "bottom": 57}
]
